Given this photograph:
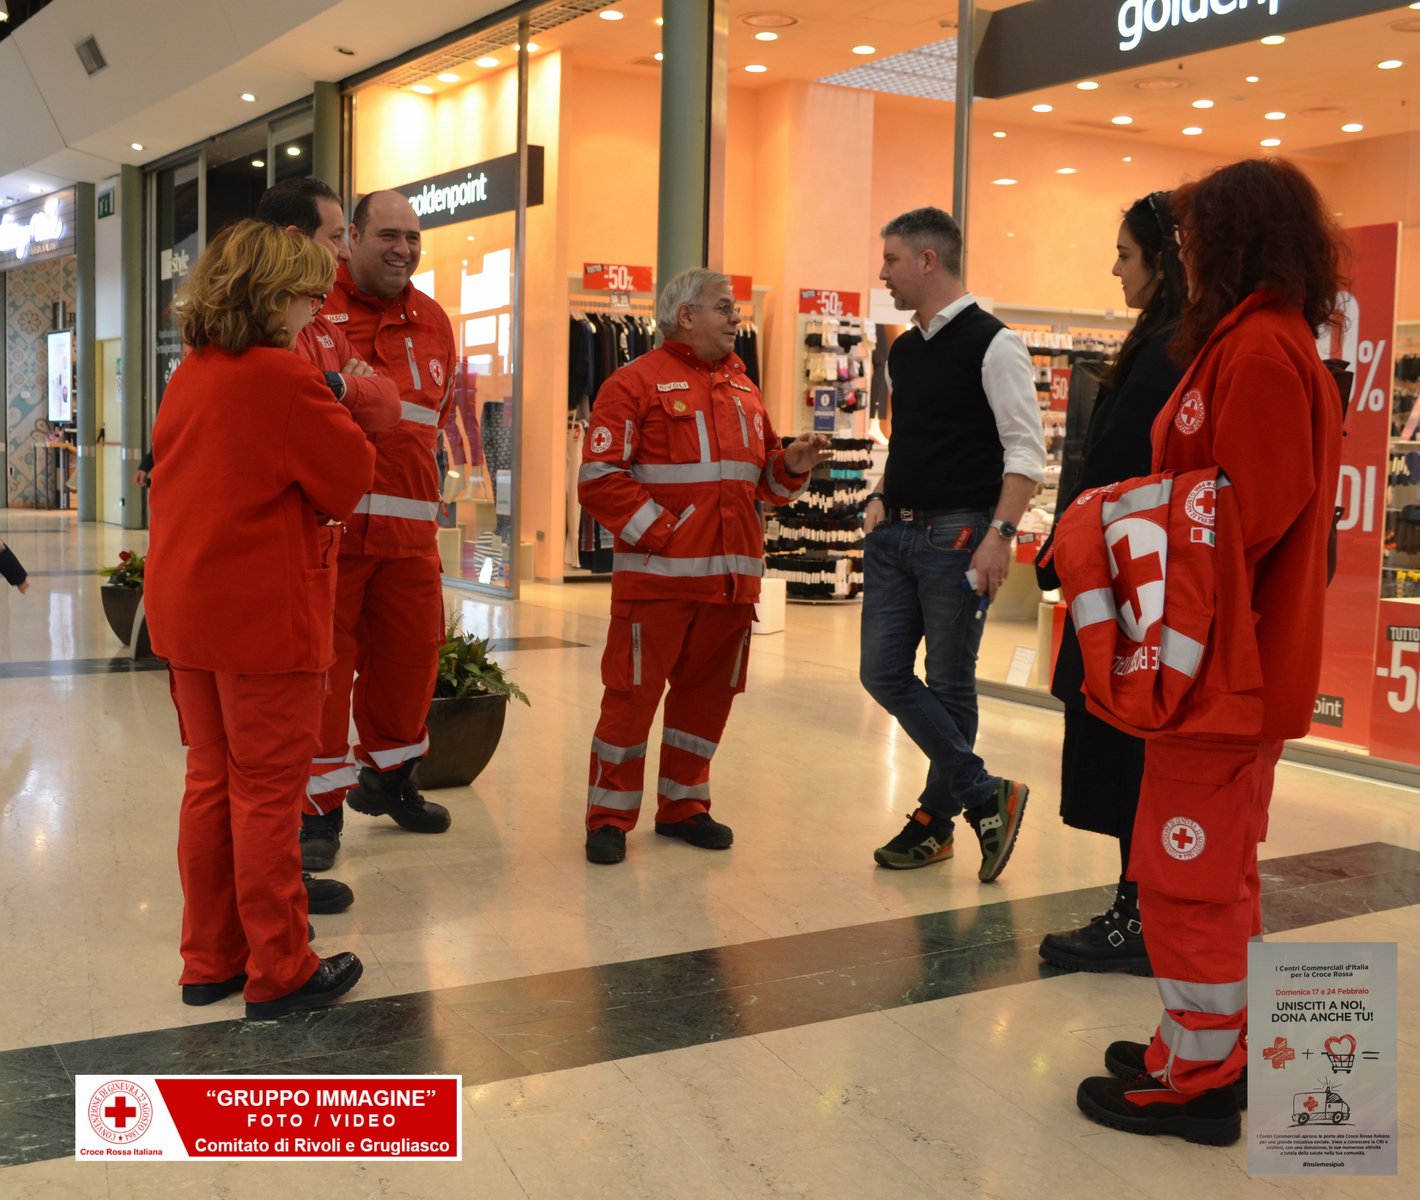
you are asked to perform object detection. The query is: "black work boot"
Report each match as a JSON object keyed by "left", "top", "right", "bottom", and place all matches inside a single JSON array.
[
  {"left": 299, "top": 806, "right": 344, "bottom": 872},
  {"left": 346, "top": 760, "right": 451, "bottom": 833},
  {"left": 1039, "top": 879, "right": 1152, "bottom": 975}
]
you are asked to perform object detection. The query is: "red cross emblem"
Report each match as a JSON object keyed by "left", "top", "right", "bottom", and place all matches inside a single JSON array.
[
  {"left": 1262, "top": 1036, "right": 1296, "bottom": 1070},
  {"left": 87, "top": 1079, "right": 154, "bottom": 1144},
  {"left": 1161, "top": 816, "right": 1205, "bottom": 861},
  {"left": 1303, "top": 1094, "right": 1320, "bottom": 1112},
  {"left": 1171, "top": 826, "right": 1194, "bottom": 851},
  {"left": 105, "top": 1095, "right": 138, "bottom": 1128},
  {"left": 1113, "top": 534, "right": 1164, "bottom": 631}
]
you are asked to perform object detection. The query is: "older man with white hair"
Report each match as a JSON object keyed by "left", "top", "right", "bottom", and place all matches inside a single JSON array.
[{"left": 578, "top": 268, "right": 832, "bottom": 864}]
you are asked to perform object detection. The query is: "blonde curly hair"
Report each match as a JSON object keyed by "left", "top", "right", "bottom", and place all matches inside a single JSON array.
[{"left": 172, "top": 219, "right": 336, "bottom": 353}]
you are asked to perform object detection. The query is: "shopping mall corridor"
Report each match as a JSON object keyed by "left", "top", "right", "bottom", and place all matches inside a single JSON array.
[{"left": 1, "top": 509, "right": 1415, "bottom": 1197}]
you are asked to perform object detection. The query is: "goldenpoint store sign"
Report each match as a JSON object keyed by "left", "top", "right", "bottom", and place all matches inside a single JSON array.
[{"left": 1118, "top": 0, "right": 1278, "bottom": 52}]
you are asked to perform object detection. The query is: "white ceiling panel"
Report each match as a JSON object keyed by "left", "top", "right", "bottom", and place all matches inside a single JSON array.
[{"left": 0, "top": 40, "right": 66, "bottom": 173}]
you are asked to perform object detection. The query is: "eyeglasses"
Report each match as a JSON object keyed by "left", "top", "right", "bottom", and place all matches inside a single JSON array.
[
  {"left": 1172, "top": 226, "right": 1190, "bottom": 248},
  {"left": 308, "top": 293, "right": 327, "bottom": 313},
  {"left": 691, "top": 301, "right": 741, "bottom": 319}
]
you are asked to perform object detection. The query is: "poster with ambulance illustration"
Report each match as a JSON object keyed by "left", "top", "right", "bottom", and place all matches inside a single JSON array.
[{"left": 1248, "top": 942, "right": 1396, "bottom": 1175}]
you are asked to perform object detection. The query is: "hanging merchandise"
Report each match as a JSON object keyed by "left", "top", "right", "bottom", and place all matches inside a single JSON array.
[{"left": 764, "top": 437, "right": 875, "bottom": 602}]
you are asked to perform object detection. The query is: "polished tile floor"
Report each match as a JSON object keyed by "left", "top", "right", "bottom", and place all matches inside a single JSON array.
[{"left": 1, "top": 510, "right": 1416, "bottom": 1197}]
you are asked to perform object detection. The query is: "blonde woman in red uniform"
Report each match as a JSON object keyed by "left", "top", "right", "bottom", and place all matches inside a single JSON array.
[{"left": 145, "top": 220, "right": 375, "bottom": 1019}]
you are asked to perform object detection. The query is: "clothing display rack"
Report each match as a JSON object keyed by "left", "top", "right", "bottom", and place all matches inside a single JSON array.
[
  {"left": 1384, "top": 321, "right": 1420, "bottom": 598},
  {"left": 764, "top": 437, "right": 875, "bottom": 602}
]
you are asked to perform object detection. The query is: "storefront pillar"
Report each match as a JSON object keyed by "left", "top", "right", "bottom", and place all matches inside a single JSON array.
[
  {"left": 656, "top": 0, "right": 729, "bottom": 282},
  {"left": 74, "top": 182, "right": 97, "bottom": 522},
  {"left": 119, "top": 165, "right": 145, "bottom": 530},
  {"left": 953, "top": 0, "right": 975, "bottom": 287},
  {"left": 312, "top": 81, "right": 341, "bottom": 191}
]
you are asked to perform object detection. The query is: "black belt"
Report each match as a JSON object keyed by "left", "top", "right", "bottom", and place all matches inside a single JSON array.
[{"left": 885, "top": 506, "right": 989, "bottom": 525}]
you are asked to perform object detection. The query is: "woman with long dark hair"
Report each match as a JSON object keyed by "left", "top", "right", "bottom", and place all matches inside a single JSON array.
[
  {"left": 1037, "top": 191, "right": 1186, "bottom": 976},
  {"left": 1072, "top": 158, "right": 1345, "bottom": 1146}
]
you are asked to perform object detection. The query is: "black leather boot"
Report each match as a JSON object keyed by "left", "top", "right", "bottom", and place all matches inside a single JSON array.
[
  {"left": 346, "top": 760, "right": 451, "bottom": 833},
  {"left": 1039, "top": 879, "right": 1152, "bottom": 975},
  {"left": 299, "top": 806, "right": 343, "bottom": 871}
]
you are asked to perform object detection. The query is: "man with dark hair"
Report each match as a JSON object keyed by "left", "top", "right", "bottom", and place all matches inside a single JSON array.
[
  {"left": 301, "top": 190, "right": 456, "bottom": 865},
  {"left": 860, "top": 205, "right": 1044, "bottom": 882}
]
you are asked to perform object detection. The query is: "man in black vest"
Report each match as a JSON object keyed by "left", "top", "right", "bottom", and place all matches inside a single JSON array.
[{"left": 861, "top": 206, "right": 1044, "bottom": 882}]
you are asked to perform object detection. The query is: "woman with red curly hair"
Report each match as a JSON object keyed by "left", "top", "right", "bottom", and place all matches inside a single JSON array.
[{"left": 1073, "top": 158, "right": 1346, "bottom": 1146}]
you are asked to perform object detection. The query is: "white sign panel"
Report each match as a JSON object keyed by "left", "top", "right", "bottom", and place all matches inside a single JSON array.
[{"left": 1247, "top": 942, "right": 1397, "bottom": 1175}]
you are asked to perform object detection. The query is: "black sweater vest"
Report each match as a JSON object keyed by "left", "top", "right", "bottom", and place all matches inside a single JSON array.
[{"left": 883, "top": 303, "right": 1007, "bottom": 510}]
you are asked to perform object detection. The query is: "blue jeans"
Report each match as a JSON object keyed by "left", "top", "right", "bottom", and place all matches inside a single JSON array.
[{"left": 859, "top": 513, "right": 997, "bottom": 830}]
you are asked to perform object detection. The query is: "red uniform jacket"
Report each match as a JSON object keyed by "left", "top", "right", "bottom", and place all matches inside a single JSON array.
[
  {"left": 578, "top": 341, "right": 809, "bottom": 605},
  {"left": 145, "top": 347, "right": 376, "bottom": 674},
  {"left": 321, "top": 264, "right": 456, "bottom": 558},
  {"left": 293, "top": 315, "right": 400, "bottom": 433}
]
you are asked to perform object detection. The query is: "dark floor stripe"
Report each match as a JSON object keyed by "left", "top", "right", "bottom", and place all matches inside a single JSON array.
[
  {"left": 2, "top": 841, "right": 1415, "bottom": 1168},
  {"left": 22, "top": 569, "right": 102, "bottom": 578},
  {"left": 485, "top": 636, "right": 587, "bottom": 652},
  {"left": 0, "top": 657, "right": 166, "bottom": 680}
]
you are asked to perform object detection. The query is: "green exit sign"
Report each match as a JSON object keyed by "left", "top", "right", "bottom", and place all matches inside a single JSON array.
[{"left": 97, "top": 188, "right": 115, "bottom": 219}]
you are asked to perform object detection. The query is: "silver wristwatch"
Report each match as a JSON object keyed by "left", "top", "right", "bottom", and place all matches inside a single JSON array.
[{"left": 989, "top": 518, "right": 1017, "bottom": 540}]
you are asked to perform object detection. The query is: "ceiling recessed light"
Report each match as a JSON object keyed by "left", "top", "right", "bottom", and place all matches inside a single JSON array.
[
  {"left": 1261, "top": 35, "right": 1286, "bottom": 45},
  {"left": 1032, "top": 103, "right": 1053, "bottom": 113},
  {"left": 411, "top": 84, "right": 434, "bottom": 94},
  {"left": 992, "top": 130, "right": 1007, "bottom": 138},
  {"left": 1245, "top": 75, "right": 1260, "bottom": 83},
  {"left": 654, "top": 52, "right": 663, "bottom": 61},
  {"left": 1077, "top": 81, "right": 1099, "bottom": 91},
  {"left": 130, "top": 142, "right": 144, "bottom": 151},
  {"left": 755, "top": 31, "right": 778, "bottom": 42},
  {"left": 251, "top": 159, "right": 265, "bottom": 168},
  {"left": 1260, "top": 137, "right": 1282, "bottom": 147},
  {"left": 239, "top": 92, "right": 256, "bottom": 102},
  {"left": 1111, "top": 115, "right": 1133, "bottom": 125},
  {"left": 437, "top": 72, "right": 459, "bottom": 83},
  {"left": 286, "top": 145, "right": 302, "bottom": 156},
  {"left": 475, "top": 56, "right": 499, "bottom": 68},
  {"left": 1341, "top": 122, "right": 1365, "bottom": 133},
  {"left": 992, "top": 178, "right": 1018, "bottom": 186},
  {"left": 1264, "top": 111, "right": 1286, "bottom": 120},
  {"left": 1122, "top": 155, "right": 1133, "bottom": 162},
  {"left": 1192, "top": 99, "right": 1214, "bottom": 109},
  {"left": 851, "top": 45, "right": 876, "bottom": 55},
  {"left": 655, "top": 16, "right": 664, "bottom": 24},
  {"left": 599, "top": 8, "right": 624, "bottom": 19},
  {"left": 1378, "top": 60, "right": 1404, "bottom": 70},
  {"left": 1056, "top": 167, "right": 1077, "bottom": 174},
  {"left": 744, "top": 64, "right": 768, "bottom": 73},
  {"left": 511, "top": 42, "right": 539, "bottom": 52},
  {"left": 1182, "top": 126, "right": 1203, "bottom": 135}
]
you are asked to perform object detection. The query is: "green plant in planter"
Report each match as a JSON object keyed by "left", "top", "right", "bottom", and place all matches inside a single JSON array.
[
  {"left": 98, "top": 549, "right": 145, "bottom": 589},
  {"left": 435, "top": 615, "right": 530, "bottom": 704}
]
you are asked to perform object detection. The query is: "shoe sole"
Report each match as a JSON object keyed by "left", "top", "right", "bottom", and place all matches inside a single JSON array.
[
  {"left": 586, "top": 850, "right": 625, "bottom": 864},
  {"left": 182, "top": 975, "right": 246, "bottom": 1006},
  {"left": 873, "top": 844, "right": 953, "bottom": 869},
  {"left": 245, "top": 960, "right": 364, "bottom": 1021},
  {"left": 1076, "top": 1084, "right": 1241, "bottom": 1146},
  {"left": 978, "top": 783, "right": 1028, "bottom": 883},
  {"left": 1105, "top": 1046, "right": 1248, "bottom": 1110},
  {"left": 1038, "top": 944, "right": 1153, "bottom": 976},
  {"left": 654, "top": 827, "right": 732, "bottom": 850}
]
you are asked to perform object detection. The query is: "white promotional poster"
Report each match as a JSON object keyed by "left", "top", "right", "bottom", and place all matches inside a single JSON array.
[{"left": 1247, "top": 942, "right": 1397, "bottom": 1175}]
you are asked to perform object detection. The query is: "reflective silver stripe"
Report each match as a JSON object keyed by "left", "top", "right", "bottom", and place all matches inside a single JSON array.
[
  {"left": 659, "top": 779, "right": 711, "bottom": 802},
  {"left": 728, "top": 630, "right": 749, "bottom": 689},
  {"left": 400, "top": 401, "right": 439, "bottom": 426},
  {"left": 1071, "top": 588, "right": 1116, "bottom": 631},
  {"left": 623, "top": 420, "right": 634, "bottom": 461},
  {"left": 761, "top": 460, "right": 805, "bottom": 500},
  {"left": 734, "top": 399, "right": 748, "bottom": 447},
  {"left": 313, "top": 755, "right": 350, "bottom": 765},
  {"left": 1157, "top": 976, "right": 1248, "bottom": 1015},
  {"left": 663, "top": 727, "right": 718, "bottom": 760},
  {"left": 353, "top": 494, "right": 440, "bottom": 521},
  {"left": 307, "top": 765, "right": 359, "bottom": 796},
  {"left": 613, "top": 553, "right": 765, "bottom": 579},
  {"left": 1160, "top": 625, "right": 1204, "bottom": 677},
  {"left": 632, "top": 461, "right": 761, "bottom": 485},
  {"left": 405, "top": 336, "right": 422, "bottom": 389},
  {"left": 1102, "top": 479, "right": 1173, "bottom": 524},
  {"left": 579, "top": 461, "right": 629, "bottom": 483},
  {"left": 622, "top": 498, "right": 665, "bottom": 546},
  {"left": 366, "top": 735, "right": 430, "bottom": 769},
  {"left": 589, "top": 786, "right": 642, "bottom": 811},
  {"left": 672, "top": 503, "right": 696, "bottom": 531},
  {"left": 1158, "top": 1012, "right": 1242, "bottom": 1066},
  {"left": 695, "top": 411, "right": 712, "bottom": 463},
  {"left": 631, "top": 622, "right": 642, "bottom": 687},
  {"left": 591, "top": 737, "right": 648, "bottom": 765}
]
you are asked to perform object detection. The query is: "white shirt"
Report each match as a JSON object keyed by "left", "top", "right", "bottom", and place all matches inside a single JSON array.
[{"left": 908, "top": 293, "right": 1047, "bottom": 484}]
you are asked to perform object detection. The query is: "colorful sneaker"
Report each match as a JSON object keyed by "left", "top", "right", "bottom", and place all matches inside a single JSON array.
[
  {"left": 873, "top": 808, "right": 954, "bottom": 869},
  {"left": 964, "top": 778, "right": 1028, "bottom": 882},
  {"left": 1076, "top": 1073, "right": 1240, "bottom": 1146},
  {"left": 1104, "top": 1041, "right": 1247, "bottom": 1109}
]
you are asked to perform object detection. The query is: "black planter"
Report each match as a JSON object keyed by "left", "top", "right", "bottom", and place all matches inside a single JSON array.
[
  {"left": 101, "top": 584, "right": 141, "bottom": 646},
  {"left": 419, "top": 693, "right": 508, "bottom": 789}
]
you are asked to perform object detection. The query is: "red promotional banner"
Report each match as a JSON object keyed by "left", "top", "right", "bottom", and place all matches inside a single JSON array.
[
  {"left": 75, "top": 1075, "right": 462, "bottom": 1161},
  {"left": 798, "top": 288, "right": 860, "bottom": 317},
  {"left": 582, "top": 262, "right": 653, "bottom": 293},
  {"left": 730, "top": 274, "right": 753, "bottom": 302},
  {"left": 1369, "top": 601, "right": 1420, "bottom": 764},
  {"left": 1311, "top": 224, "right": 1399, "bottom": 744},
  {"left": 1049, "top": 366, "right": 1072, "bottom": 413}
]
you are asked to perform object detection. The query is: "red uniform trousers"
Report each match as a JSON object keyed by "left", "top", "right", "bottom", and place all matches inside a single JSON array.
[
  {"left": 1131, "top": 734, "right": 1283, "bottom": 1095},
  {"left": 169, "top": 667, "right": 322, "bottom": 1002},
  {"left": 305, "top": 551, "right": 444, "bottom": 814},
  {"left": 586, "top": 599, "right": 754, "bottom": 832}
]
